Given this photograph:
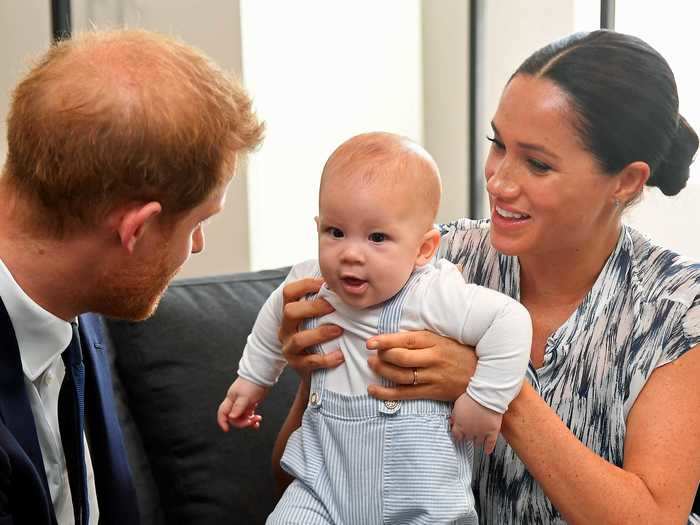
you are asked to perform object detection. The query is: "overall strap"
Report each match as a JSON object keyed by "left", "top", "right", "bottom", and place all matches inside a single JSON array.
[
  {"left": 375, "top": 270, "right": 425, "bottom": 414},
  {"left": 304, "top": 268, "right": 327, "bottom": 408}
]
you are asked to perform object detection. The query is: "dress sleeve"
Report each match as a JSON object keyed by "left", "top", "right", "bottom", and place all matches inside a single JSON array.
[
  {"left": 657, "top": 293, "right": 700, "bottom": 368},
  {"left": 683, "top": 294, "right": 700, "bottom": 350}
]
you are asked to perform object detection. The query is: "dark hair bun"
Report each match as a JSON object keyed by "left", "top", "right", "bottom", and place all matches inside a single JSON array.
[
  {"left": 515, "top": 31, "right": 698, "bottom": 199},
  {"left": 648, "top": 115, "right": 699, "bottom": 196}
]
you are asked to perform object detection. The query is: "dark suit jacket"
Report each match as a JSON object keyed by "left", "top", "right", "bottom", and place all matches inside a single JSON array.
[{"left": 0, "top": 299, "right": 139, "bottom": 525}]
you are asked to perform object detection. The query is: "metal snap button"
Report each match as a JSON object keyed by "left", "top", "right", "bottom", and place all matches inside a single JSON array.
[
  {"left": 384, "top": 400, "right": 399, "bottom": 410},
  {"left": 310, "top": 392, "right": 319, "bottom": 406}
]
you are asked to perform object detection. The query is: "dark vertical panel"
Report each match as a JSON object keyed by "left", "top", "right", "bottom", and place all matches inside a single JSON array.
[
  {"left": 51, "top": 0, "right": 72, "bottom": 42},
  {"left": 600, "top": 0, "right": 615, "bottom": 29},
  {"left": 468, "top": 0, "right": 483, "bottom": 218}
]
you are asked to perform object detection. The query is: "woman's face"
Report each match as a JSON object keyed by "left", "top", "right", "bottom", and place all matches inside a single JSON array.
[{"left": 485, "top": 74, "right": 620, "bottom": 259}]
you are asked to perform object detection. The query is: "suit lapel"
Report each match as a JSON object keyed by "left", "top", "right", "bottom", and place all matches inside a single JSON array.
[
  {"left": 0, "top": 302, "right": 140, "bottom": 524},
  {"left": 80, "top": 313, "right": 140, "bottom": 525},
  {"left": 0, "top": 297, "right": 57, "bottom": 524}
]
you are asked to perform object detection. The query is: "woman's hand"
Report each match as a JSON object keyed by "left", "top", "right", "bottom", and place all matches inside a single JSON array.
[
  {"left": 365, "top": 331, "right": 476, "bottom": 401},
  {"left": 278, "top": 277, "right": 344, "bottom": 379}
]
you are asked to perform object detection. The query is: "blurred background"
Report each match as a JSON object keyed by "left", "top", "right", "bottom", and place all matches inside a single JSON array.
[{"left": 1, "top": 0, "right": 698, "bottom": 277}]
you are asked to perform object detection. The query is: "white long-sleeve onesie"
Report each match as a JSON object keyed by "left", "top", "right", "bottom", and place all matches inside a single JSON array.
[{"left": 238, "top": 258, "right": 531, "bottom": 413}]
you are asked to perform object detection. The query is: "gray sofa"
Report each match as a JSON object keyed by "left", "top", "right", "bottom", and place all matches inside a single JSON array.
[
  {"left": 102, "top": 267, "right": 294, "bottom": 525},
  {"left": 100, "top": 267, "right": 700, "bottom": 524}
]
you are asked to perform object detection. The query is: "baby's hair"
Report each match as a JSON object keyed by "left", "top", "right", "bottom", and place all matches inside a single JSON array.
[{"left": 320, "top": 132, "right": 441, "bottom": 226}]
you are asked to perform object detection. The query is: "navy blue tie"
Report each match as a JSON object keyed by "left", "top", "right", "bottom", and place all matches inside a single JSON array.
[{"left": 58, "top": 322, "right": 90, "bottom": 525}]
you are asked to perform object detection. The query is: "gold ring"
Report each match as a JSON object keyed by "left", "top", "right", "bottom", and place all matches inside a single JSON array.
[{"left": 412, "top": 368, "right": 418, "bottom": 386}]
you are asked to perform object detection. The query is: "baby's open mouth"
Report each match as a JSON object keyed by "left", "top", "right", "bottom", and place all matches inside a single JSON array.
[{"left": 340, "top": 276, "right": 368, "bottom": 294}]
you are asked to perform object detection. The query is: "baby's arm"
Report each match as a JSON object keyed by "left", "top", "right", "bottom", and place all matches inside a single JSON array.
[
  {"left": 451, "top": 393, "right": 502, "bottom": 454},
  {"left": 217, "top": 377, "right": 268, "bottom": 432},
  {"left": 461, "top": 289, "right": 531, "bottom": 417},
  {"left": 218, "top": 260, "right": 321, "bottom": 431},
  {"left": 418, "top": 261, "right": 532, "bottom": 452}
]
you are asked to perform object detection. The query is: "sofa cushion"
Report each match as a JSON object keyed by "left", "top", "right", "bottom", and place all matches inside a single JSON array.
[
  {"left": 101, "top": 318, "right": 165, "bottom": 525},
  {"left": 105, "top": 268, "right": 294, "bottom": 525}
]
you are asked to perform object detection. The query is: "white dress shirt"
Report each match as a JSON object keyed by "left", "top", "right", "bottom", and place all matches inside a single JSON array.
[{"left": 0, "top": 258, "right": 99, "bottom": 525}]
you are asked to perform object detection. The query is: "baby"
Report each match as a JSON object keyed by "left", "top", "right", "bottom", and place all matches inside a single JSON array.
[{"left": 217, "top": 132, "right": 531, "bottom": 524}]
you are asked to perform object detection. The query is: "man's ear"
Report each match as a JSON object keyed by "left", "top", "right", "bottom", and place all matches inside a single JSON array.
[
  {"left": 415, "top": 228, "right": 441, "bottom": 267},
  {"left": 110, "top": 202, "right": 163, "bottom": 254},
  {"left": 614, "top": 161, "right": 650, "bottom": 207}
]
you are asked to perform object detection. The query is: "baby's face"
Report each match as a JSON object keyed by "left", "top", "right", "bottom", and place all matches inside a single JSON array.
[{"left": 317, "top": 177, "right": 428, "bottom": 309}]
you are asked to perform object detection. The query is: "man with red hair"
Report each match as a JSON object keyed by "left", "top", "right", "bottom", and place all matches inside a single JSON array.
[{"left": 0, "top": 29, "right": 263, "bottom": 524}]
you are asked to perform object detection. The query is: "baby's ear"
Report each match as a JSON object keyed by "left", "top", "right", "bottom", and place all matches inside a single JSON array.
[{"left": 415, "top": 229, "right": 441, "bottom": 267}]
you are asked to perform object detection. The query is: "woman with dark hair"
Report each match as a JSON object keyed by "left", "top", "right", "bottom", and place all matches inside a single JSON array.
[{"left": 274, "top": 31, "right": 700, "bottom": 523}]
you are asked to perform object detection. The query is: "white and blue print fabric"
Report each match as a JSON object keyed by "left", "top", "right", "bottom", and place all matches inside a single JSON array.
[{"left": 438, "top": 219, "right": 700, "bottom": 524}]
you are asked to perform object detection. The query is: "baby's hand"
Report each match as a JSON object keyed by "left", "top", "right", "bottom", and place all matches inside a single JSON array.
[
  {"left": 450, "top": 393, "right": 503, "bottom": 455},
  {"left": 217, "top": 377, "right": 268, "bottom": 432}
]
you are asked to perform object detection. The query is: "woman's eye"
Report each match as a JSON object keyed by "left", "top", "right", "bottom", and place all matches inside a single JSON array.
[
  {"left": 486, "top": 135, "right": 505, "bottom": 150},
  {"left": 369, "top": 232, "right": 386, "bottom": 243},
  {"left": 328, "top": 227, "right": 344, "bottom": 238},
  {"left": 527, "top": 158, "right": 552, "bottom": 173}
]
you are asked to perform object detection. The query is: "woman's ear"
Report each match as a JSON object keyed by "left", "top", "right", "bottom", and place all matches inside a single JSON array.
[
  {"left": 110, "top": 202, "right": 163, "bottom": 254},
  {"left": 614, "top": 161, "right": 650, "bottom": 206},
  {"left": 415, "top": 229, "right": 441, "bottom": 267}
]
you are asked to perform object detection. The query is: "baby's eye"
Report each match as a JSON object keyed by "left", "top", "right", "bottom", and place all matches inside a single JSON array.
[
  {"left": 328, "top": 227, "right": 344, "bottom": 238},
  {"left": 369, "top": 232, "right": 387, "bottom": 243}
]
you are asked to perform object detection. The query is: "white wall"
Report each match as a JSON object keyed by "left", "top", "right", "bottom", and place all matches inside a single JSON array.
[
  {"left": 240, "top": 0, "right": 424, "bottom": 270},
  {"left": 0, "top": 1, "right": 51, "bottom": 165},
  {"left": 615, "top": 0, "right": 700, "bottom": 259},
  {"left": 10, "top": 2, "right": 696, "bottom": 272},
  {"left": 422, "top": 1, "right": 470, "bottom": 226},
  {"left": 624, "top": 187, "right": 700, "bottom": 259},
  {"left": 1, "top": 1, "right": 465, "bottom": 276}
]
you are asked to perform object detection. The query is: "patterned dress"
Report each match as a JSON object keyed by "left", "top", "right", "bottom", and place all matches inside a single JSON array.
[{"left": 437, "top": 219, "right": 700, "bottom": 524}]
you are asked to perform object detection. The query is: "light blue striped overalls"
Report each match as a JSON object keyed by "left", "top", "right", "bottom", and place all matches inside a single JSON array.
[{"left": 267, "top": 272, "right": 477, "bottom": 525}]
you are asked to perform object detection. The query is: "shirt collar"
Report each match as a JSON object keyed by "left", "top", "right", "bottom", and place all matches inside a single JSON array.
[{"left": 0, "top": 258, "right": 72, "bottom": 381}]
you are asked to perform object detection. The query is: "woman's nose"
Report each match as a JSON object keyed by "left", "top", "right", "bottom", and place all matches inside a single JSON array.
[{"left": 486, "top": 160, "right": 520, "bottom": 200}]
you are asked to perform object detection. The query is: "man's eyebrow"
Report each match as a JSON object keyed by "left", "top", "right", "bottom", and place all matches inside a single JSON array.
[{"left": 491, "top": 122, "right": 561, "bottom": 161}]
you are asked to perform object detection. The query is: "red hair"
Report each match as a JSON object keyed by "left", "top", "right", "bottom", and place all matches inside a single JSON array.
[{"left": 3, "top": 29, "right": 264, "bottom": 236}]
